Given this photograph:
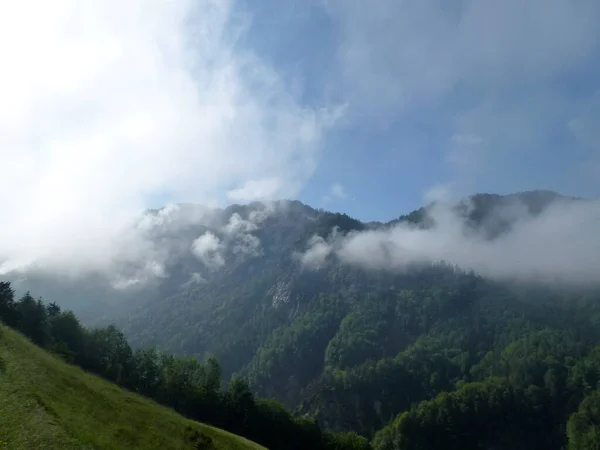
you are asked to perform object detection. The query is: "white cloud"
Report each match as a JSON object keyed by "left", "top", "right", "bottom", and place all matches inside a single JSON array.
[
  {"left": 232, "top": 233, "right": 261, "bottom": 257},
  {"left": 227, "top": 178, "right": 284, "bottom": 203},
  {"left": 110, "top": 260, "right": 167, "bottom": 290},
  {"left": 0, "top": 0, "right": 339, "bottom": 276},
  {"left": 137, "top": 203, "right": 217, "bottom": 235},
  {"left": 323, "top": 182, "right": 348, "bottom": 203},
  {"left": 191, "top": 232, "right": 225, "bottom": 269},
  {"left": 301, "top": 196, "right": 600, "bottom": 285},
  {"left": 223, "top": 212, "right": 262, "bottom": 258},
  {"left": 223, "top": 213, "right": 258, "bottom": 235},
  {"left": 248, "top": 207, "right": 272, "bottom": 224},
  {"left": 331, "top": 183, "right": 348, "bottom": 199},
  {"left": 300, "top": 235, "right": 333, "bottom": 269},
  {"left": 182, "top": 272, "right": 207, "bottom": 287},
  {"left": 423, "top": 185, "right": 454, "bottom": 204}
]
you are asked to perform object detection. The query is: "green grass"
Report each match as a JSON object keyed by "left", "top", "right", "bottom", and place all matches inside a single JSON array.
[{"left": 0, "top": 326, "right": 266, "bottom": 450}]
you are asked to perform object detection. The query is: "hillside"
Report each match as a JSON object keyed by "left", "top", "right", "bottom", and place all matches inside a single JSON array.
[
  {"left": 3, "top": 190, "right": 600, "bottom": 449},
  {"left": 0, "top": 325, "right": 265, "bottom": 450}
]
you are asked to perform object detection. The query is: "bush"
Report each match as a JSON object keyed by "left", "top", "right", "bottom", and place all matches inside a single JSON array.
[{"left": 184, "top": 426, "right": 214, "bottom": 450}]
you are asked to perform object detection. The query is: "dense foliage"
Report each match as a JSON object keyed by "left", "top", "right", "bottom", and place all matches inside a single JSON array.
[
  {"left": 124, "top": 263, "right": 600, "bottom": 449},
  {"left": 6, "top": 273, "right": 600, "bottom": 449},
  {"left": 0, "top": 281, "right": 368, "bottom": 450}
]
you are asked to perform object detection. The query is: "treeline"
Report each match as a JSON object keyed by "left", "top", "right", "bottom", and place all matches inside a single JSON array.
[{"left": 0, "top": 281, "right": 369, "bottom": 450}]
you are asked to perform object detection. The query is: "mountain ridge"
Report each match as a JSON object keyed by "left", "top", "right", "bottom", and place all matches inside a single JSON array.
[
  {"left": 8, "top": 188, "right": 586, "bottom": 327},
  {"left": 149, "top": 189, "right": 576, "bottom": 226}
]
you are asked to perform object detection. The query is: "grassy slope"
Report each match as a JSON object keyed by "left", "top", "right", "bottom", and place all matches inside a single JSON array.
[{"left": 0, "top": 326, "right": 266, "bottom": 450}]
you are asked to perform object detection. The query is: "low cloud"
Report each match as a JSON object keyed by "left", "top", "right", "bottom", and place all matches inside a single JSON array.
[
  {"left": 227, "top": 178, "right": 284, "bottom": 203},
  {"left": 192, "top": 232, "right": 225, "bottom": 270},
  {"left": 190, "top": 210, "right": 263, "bottom": 271},
  {"left": 110, "top": 261, "right": 167, "bottom": 290},
  {"left": 300, "top": 235, "right": 334, "bottom": 270},
  {"left": 223, "top": 212, "right": 262, "bottom": 258},
  {"left": 301, "top": 195, "right": 600, "bottom": 285},
  {"left": 223, "top": 213, "right": 258, "bottom": 235},
  {"left": 232, "top": 233, "right": 261, "bottom": 257},
  {"left": 182, "top": 272, "right": 207, "bottom": 288}
]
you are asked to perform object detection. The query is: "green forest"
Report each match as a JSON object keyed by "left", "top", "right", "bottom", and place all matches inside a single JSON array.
[
  {"left": 0, "top": 281, "right": 368, "bottom": 450},
  {"left": 4, "top": 268, "right": 600, "bottom": 449}
]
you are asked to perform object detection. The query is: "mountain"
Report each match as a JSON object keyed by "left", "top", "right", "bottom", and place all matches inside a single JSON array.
[
  {"left": 116, "top": 189, "right": 580, "bottom": 359},
  {"left": 0, "top": 324, "right": 265, "bottom": 450},
  {"left": 7, "top": 189, "right": 585, "bottom": 375},
  {"left": 7, "top": 189, "right": 575, "bottom": 322},
  {"left": 5, "top": 189, "right": 600, "bottom": 449}
]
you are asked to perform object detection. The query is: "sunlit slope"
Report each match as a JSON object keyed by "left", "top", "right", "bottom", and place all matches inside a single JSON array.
[{"left": 0, "top": 325, "right": 266, "bottom": 450}]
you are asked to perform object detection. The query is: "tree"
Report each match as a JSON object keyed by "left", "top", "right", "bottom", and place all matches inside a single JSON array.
[
  {"left": 46, "top": 302, "right": 61, "bottom": 317},
  {"left": 204, "top": 354, "right": 222, "bottom": 395},
  {"left": 84, "top": 325, "right": 133, "bottom": 385},
  {"left": 568, "top": 389, "right": 600, "bottom": 450},
  {"left": 130, "top": 347, "right": 163, "bottom": 398},
  {"left": 0, "top": 281, "right": 17, "bottom": 326},
  {"left": 16, "top": 292, "right": 50, "bottom": 346},
  {"left": 324, "top": 431, "right": 371, "bottom": 450},
  {"left": 225, "top": 377, "right": 255, "bottom": 434},
  {"left": 49, "top": 310, "right": 85, "bottom": 361}
]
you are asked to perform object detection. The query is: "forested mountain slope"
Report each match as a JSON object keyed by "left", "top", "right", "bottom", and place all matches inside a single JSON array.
[
  {"left": 3, "top": 278, "right": 600, "bottom": 449},
  {"left": 5, "top": 190, "right": 600, "bottom": 449},
  {"left": 119, "top": 190, "right": 578, "bottom": 359}
]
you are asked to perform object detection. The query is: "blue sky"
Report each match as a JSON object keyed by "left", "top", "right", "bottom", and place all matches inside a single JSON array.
[{"left": 233, "top": 0, "right": 600, "bottom": 221}]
